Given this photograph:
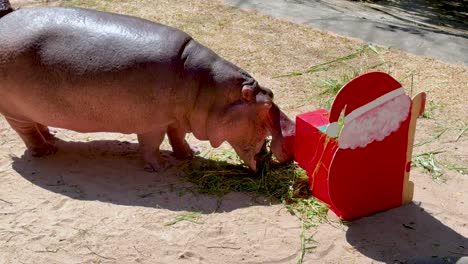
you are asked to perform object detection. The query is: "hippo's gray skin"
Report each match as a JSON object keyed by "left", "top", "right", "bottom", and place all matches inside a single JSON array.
[{"left": 0, "top": 5, "right": 294, "bottom": 171}]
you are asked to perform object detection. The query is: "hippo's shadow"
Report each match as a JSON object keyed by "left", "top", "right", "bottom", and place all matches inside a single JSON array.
[
  {"left": 346, "top": 202, "right": 468, "bottom": 263},
  {"left": 11, "top": 139, "right": 271, "bottom": 213}
]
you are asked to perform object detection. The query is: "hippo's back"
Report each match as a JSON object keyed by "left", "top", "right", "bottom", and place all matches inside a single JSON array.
[
  {"left": 0, "top": 7, "right": 197, "bottom": 133},
  {"left": 0, "top": 7, "right": 192, "bottom": 74}
]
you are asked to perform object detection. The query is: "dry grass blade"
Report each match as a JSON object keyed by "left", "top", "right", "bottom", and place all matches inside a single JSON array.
[
  {"left": 414, "top": 128, "right": 447, "bottom": 147},
  {"left": 290, "top": 196, "right": 328, "bottom": 264},
  {"left": 319, "top": 69, "right": 361, "bottom": 96},
  {"left": 318, "top": 69, "right": 361, "bottom": 109},
  {"left": 455, "top": 125, "right": 467, "bottom": 142},
  {"left": 273, "top": 44, "right": 387, "bottom": 78},
  {"left": 165, "top": 212, "right": 202, "bottom": 226},
  {"left": 85, "top": 245, "right": 116, "bottom": 260},
  {"left": 420, "top": 100, "right": 437, "bottom": 119},
  {"left": 444, "top": 164, "right": 468, "bottom": 175},
  {"left": 0, "top": 198, "right": 13, "bottom": 205},
  {"left": 298, "top": 222, "right": 307, "bottom": 264}
]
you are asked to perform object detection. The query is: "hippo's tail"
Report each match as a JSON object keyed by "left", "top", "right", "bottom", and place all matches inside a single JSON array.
[{"left": 0, "top": 0, "right": 13, "bottom": 18}]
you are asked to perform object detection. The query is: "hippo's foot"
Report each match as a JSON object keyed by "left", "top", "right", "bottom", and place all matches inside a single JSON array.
[
  {"left": 172, "top": 144, "right": 200, "bottom": 160},
  {"left": 168, "top": 124, "right": 199, "bottom": 160},
  {"left": 30, "top": 143, "right": 58, "bottom": 157},
  {"left": 137, "top": 130, "right": 168, "bottom": 173}
]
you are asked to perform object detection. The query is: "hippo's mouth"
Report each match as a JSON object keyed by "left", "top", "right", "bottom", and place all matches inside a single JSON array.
[{"left": 253, "top": 140, "right": 272, "bottom": 173}]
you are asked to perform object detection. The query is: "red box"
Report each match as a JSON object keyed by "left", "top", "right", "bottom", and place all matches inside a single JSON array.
[{"left": 294, "top": 72, "right": 425, "bottom": 220}]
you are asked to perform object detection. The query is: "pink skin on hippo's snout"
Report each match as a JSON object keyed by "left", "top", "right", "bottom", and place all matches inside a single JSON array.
[{"left": 269, "top": 104, "right": 295, "bottom": 164}]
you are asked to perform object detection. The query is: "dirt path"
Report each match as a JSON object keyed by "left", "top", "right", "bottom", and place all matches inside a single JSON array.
[{"left": 1, "top": 0, "right": 467, "bottom": 263}]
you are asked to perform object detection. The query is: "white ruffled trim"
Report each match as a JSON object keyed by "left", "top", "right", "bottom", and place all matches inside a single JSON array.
[
  {"left": 344, "top": 88, "right": 405, "bottom": 123},
  {"left": 338, "top": 94, "right": 411, "bottom": 149},
  {"left": 326, "top": 122, "right": 340, "bottom": 138}
]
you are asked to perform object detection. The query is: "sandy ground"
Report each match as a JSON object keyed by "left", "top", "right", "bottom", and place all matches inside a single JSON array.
[{"left": 1, "top": 0, "right": 467, "bottom": 263}]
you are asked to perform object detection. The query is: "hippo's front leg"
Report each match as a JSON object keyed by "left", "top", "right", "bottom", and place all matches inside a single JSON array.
[
  {"left": 167, "top": 123, "right": 196, "bottom": 159},
  {"left": 137, "top": 129, "right": 168, "bottom": 172},
  {"left": 36, "top": 123, "right": 56, "bottom": 140}
]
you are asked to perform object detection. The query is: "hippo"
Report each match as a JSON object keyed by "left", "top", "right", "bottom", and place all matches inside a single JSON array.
[
  {"left": 0, "top": 0, "right": 12, "bottom": 17},
  {"left": 0, "top": 2, "right": 294, "bottom": 172}
]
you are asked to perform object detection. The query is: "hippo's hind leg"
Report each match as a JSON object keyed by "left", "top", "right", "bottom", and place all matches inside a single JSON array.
[
  {"left": 167, "top": 123, "right": 198, "bottom": 159},
  {"left": 6, "top": 117, "right": 57, "bottom": 157},
  {"left": 137, "top": 129, "right": 168, "bottom": 172}
]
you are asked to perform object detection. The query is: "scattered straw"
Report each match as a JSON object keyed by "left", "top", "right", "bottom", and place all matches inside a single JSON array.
[
  {"left": 293, "top": 198, "right": 328, "bottom": 264},
  {"left": 85, "top": 245, "right": 116, "bottom": 260},
  {"left": 0, "top": 198, "right": 13, "bottom": 205},
  {"left": 421, "top": 100, "right": 437, "bottom": 119},
  {"left": 180, "top": 144, "right": 330, "bottom": 264},
  {"left": 165, "top": 212, "right": 202, "bottom": 226},
  {"left": 181, "top": 156, "right": 309, "bottom": 201},
  {"left": 273, "top": 44, "right": 388, "bottom": 78},
  {"left": 412, "top": 151, "right": 446, "bottom": 181},
  {"left": 455, "top": 125, "right": 467, "bottom": 142},
  {"left": 414, "top": 128, "right": 447, "bottom": 147},
  {"left": 444, "top": 164, "right": 468, "bottom": 175}
]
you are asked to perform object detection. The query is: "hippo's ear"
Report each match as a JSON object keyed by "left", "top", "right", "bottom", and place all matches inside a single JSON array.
[{"left": 242, "top": 85, "right": 255, "bottom": 102}]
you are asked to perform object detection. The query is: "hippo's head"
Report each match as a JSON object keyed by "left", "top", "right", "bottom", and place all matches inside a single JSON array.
[
  {"left": 212, "top": 82, "right": 295, "bottom": 171},
  {"left": 196, "top": 62, "right": 294, "bottom": 171}
]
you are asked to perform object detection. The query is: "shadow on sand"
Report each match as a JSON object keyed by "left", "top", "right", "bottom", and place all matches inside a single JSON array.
[
  {"left": 11, "top": 139, "right": 270, "bottom": 214},
  {"left": 346, "top": 202, "right": 468, "bottom": 263}
]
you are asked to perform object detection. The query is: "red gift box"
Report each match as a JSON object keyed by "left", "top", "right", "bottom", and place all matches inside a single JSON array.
[{"left": 295, "top": 72, "right": 425, "bottom": 220}]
